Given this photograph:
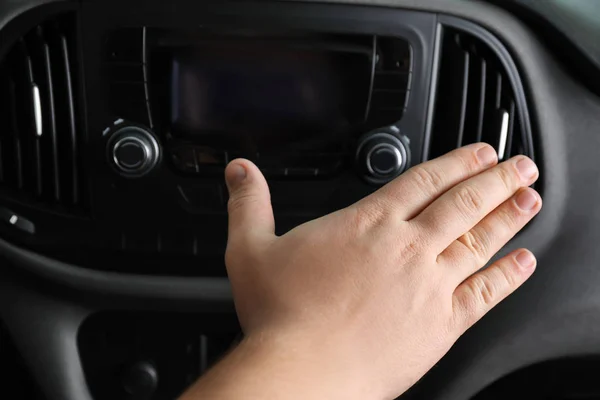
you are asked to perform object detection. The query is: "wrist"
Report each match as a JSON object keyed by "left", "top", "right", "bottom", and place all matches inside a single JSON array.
[
  {"left": 242, "top": 329, "right": 382, "bottom": 400},
  {"left": 182, "top": 328, "right": 385, "bottom": 400}
]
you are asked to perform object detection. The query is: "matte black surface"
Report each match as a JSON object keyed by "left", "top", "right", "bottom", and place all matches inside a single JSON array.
[
  {"left": 0, "top": 1, "right": 597, "bottom": 400},
  {"left": 78, "top": 312, "right": 240, "bottom": 400}
]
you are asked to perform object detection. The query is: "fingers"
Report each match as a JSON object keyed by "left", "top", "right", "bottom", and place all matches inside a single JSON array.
[
  {"left": 439, "top": 187, "right": 542, "bottom": 282},
  {"left": 412, "top": 155, "right": 539, "bottom": 252},
  {"left": 225, "top": 159, "right": 276, "bottom": 250},
  {"left": 452, "top": 249, "right": 536, "bottom": 332},
  {"left": 372, "top": 143, "right": 498, "bottom": 220}
]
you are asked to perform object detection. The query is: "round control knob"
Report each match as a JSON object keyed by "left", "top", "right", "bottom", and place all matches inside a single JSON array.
[
  {"left": 107, "top": 126, "right": 160, "bottom": 178},
  {"left": 356, "top": 127, "right": 410, "bottom": 184},
  {"left": 121, "top": 360, "right": 158, "bottom": 399}
]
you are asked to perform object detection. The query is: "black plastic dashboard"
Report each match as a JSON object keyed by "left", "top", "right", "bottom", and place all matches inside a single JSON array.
[{"left": 0, "top": 0, "right": 599, "bottom": 400}]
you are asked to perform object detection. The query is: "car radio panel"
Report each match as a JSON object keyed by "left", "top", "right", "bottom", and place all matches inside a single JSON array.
[
  {"left": 0, "top": 1, "right": 437, "bottom": 275},
  {"left": 102, "top": 27, "right": 416, "bottom": 180},
  {"left": 78, "top": 2, "right": 437, "bottom": 274}
]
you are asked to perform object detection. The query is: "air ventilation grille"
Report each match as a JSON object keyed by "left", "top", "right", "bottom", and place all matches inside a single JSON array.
[
  {"left": 0, "top": 13, "right": 85, "bottom": 212},
  {"left": 427, "top": 27, "right": 534, "bottom": 162}
]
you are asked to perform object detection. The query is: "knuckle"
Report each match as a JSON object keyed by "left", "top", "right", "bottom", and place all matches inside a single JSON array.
[
  {"left": 496, "top": 205, "right": 519, "bottom": 230},
  {"left": 454, "top": 185, "right": 485, "bottom": 216},
  {"left": 497, "top": 261, "right": 520, "bottom": 288},
  {"left": 458, "top": 229, "right": 491, "bottom": 262},
  {"left": 227, "top": 190, "right": 258, "bottom": 214},
  {"left": 397, "top": 236, "right": 422, "bottom": 262},
  {"left": 460, "top": 147, "right": 483, "bottom": 173},
  {"left": 495, "top": 165, "right": 517, "bottom": 193},
  {"left": 470, "top": 274, "right": 498, "bottom": 306},
  {"left": 409, "top": 165, "right": 446, "bottom": 195},
  {"left": 347, "top": 202, "right": 388, "bottom": 233}
]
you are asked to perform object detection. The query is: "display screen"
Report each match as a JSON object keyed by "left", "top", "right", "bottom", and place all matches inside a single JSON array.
[{"left": 168, "top": 38, "right": 372, "bottom": 153}]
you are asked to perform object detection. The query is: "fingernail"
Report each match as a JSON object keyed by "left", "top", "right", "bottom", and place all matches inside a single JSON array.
[
  {"left": 515, "top": 189, "right": 538, "bottom": 211},
  {"left": 516, "top": 158, "right": 538, "bottom": 180},
  {"left": 476, "top": 146, "right": 497, "bottom": 166},
  {"left": 225, "top": 163, "right": 247, "bottom": 192},
  {"left": 515, "top": 250, "right": 536, "bottom": 269}
]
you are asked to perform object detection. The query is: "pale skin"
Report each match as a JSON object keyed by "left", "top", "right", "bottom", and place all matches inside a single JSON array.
[{"left": 180, "top": 143, "right": 541, "bottom": 400}]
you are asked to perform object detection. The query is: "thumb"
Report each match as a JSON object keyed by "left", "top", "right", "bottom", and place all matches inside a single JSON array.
[{"left": 225, "top": 159, "right": 275, "bottom": 248}]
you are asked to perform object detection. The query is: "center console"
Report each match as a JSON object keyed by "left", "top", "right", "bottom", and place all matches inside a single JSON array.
[
  {"left": 0, "top": 1, "right": 539, "bottom": 400},
  {"left": 85, "top": 3, "right": 436, "bottom": 277}
]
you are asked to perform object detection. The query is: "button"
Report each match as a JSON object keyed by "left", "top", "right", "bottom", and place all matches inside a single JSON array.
[
  {"left": 171, "top": 146, "right": 225, "bottom": 173},
  {"left": 104, "top": 28, "right": 143, "bottom": 62},
  {"left": 108, "top": 126, "right": 160, "bottom": 178},
  {"left": 355, "top": 128, "right": 409, "bottom": 185},
  {"left": 121, "top": 361, "right": 158, "bottom": 398},
  {"left": 368, "top": 144, "right": 402, "bottom": 175},
  {"left": 114, "top": 139, "right": 146, "bottom": 169},
  {"left": 259, "top": 153, "right": 344, "bottom": 178},
  {"left": 0, "top": 208, "right": 35, "bottom": 234}
]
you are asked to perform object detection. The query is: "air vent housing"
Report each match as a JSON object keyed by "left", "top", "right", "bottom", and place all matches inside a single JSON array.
[
  {"left": 427, "top": 25, "right": 534, "bottom": 163},
  {"left": 0, "top": 12, "right": 85, "bottom": 213}
]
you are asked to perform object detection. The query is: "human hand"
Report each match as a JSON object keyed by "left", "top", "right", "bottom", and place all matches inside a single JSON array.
[{"left": 195, "top": 143, "right": 541, "bottom": 400}]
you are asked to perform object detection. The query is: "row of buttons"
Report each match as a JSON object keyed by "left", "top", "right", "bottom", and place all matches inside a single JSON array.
[
  {"left": 171, "top": 146, "right": 344, "bottom": 178},
  {"left": 176, "top": 180, "right": 344, "bottom": 214}
]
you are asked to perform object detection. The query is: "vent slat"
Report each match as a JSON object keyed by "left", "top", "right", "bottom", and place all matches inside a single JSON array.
[
  {"left": 38, "top": 27, "right": 61, "bottom": 201},
  {"left": 8, "top": 81, "right": 24, "bottom": 188},
  {"left": 21, "top": 41, "right": 44, "bottom": 197},
  {"left": 456, "top": 50, "right": 469, "bottom": 147},
  {"left": 476, "top": 60, "right": 486, "bottom": 143},
  {"left": 495, "top": 73, "right": 502, "bottom": 109},
  {"left": 506, "top": 101, "right": 516, "bottom": 159},
  {"left": 59, "top": 33, "right": 79, "bottom": 205}
]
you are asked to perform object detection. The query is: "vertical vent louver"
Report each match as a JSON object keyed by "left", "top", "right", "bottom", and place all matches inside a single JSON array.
[
  {"left": 427, "top": 27, "right": 534, "bottom": 163},
  {"left": 0, "top": 13, "right": 84, "bottom": 211}
]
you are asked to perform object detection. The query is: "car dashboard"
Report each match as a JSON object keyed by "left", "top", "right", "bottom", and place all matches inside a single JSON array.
[{"left": 0, "top": 0, "right": 598, "bottom": 400}]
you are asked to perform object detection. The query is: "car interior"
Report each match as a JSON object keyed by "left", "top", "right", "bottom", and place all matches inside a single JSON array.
[{"left": 0, "top": 0, "right": 599, "bottom": 399}]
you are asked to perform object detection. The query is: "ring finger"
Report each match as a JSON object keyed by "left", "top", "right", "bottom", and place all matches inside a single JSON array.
[{"left": 438, "top": 187, "right": 542, "bottom": 284}]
